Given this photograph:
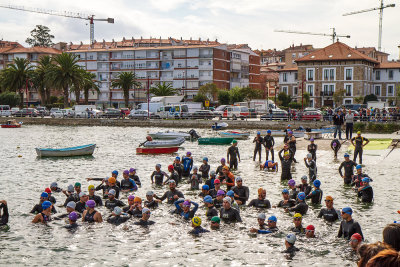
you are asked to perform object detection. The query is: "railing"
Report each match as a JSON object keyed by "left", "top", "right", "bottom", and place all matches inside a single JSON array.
[
  {"left": 230, "top": 78, "right": 240, "bottom": 82},
  {"left": 199, "top": 54, "right": 212, "bottom": 58},
  {"left": 322, "top": 91, "right": 334, "bottom": 96}
]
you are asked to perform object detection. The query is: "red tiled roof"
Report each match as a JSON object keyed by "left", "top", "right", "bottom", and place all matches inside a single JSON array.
[
  {"left": 296, "top": 42, "right": 378, "bottom": 63},
  {"left": 375, "top": 62, "right": 400, "bottom": 69},
  {"left": 68, "top": 44, "right": 222, "bottom": 53},
  {"left": 3, "top": 47, "right": 61, "bottom": 54},
  {"left": 277, "top": 67, "right": 298, "bottom": 72}
]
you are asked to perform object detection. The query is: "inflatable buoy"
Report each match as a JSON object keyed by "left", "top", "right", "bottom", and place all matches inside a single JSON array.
[
  {"left": 18, "top": 155, "right": 22, "bottom": 157},
  {"left": 397, "top": 210, "right": 400, "bottom": 214}
]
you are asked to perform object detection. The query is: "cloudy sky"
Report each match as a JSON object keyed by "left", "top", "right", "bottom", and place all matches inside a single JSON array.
[{"left": 0, "top": 0, "right": 399, "bottom": 59}]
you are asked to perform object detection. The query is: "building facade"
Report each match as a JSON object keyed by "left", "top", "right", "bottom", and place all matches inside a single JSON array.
[{"left": 372, "top": 62, "right": 400, "bottom": 104}]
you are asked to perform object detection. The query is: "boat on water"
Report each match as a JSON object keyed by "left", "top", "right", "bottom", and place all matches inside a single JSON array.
[
  {"left": 198, "top": 137, "right": 234, "bottom": 145},
  {"left": 149, "top": 129, "right": 199, "bottom": 140},
  {"left": 212, "top": 122, "right": 228, "bottom": 130},
  {"left": 136, "top": 147, "right": 179, "bottom": 154},
  {"left": 142, "top": 137, "right": 185, "bottom": 148},
  {"left": 36, "top": 144, "right": 96, "bottom": 157},
  {"left": 219, "top": 131, "right": 250, "bottom": 140},
  {"left": 1, "top": 120, "right": 22, "bottom": 128}
]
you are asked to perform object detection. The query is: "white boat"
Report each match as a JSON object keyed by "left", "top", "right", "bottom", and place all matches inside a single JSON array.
[
  {"left": 212, "top": 122, "right": 228, "bottom": 130},
  {"left": 143, "top": 137, "right": 185, "bottom": 147},
  {"left": 149, "top": 131, "right": 192, "bottom": 140},
  {"left": 219, "top": 131, "right": 250, "bottom": 140},
  {"left": 36, "top": 144, "right": 96, "bottom": 157}
]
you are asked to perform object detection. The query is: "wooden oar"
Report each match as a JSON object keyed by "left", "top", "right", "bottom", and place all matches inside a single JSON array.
[{"left": 383, "top": 140, "right": 400, "bottom": 159}]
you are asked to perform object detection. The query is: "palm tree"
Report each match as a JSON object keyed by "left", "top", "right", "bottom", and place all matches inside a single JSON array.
[
  {"left": 1, "top": 58, "right": 34, "bottom": 108},
  {"left": 149, "top": 82, "right": 177, "bottom": 96},
  {"left": 82, "top": 72, "right": 99, "bottom": 104},
  {"left": 46, "top": 53, "right": 83, "bottom": 108},
  {"left": 111, "top": 72, "right": 141, "bottom": 107},
  {"left": 32, "top": 55, "right": 53, "bottom": 105}
]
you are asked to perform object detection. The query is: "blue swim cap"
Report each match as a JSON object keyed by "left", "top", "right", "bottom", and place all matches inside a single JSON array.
[
  {"left": 268, "top": 215, "right": 277, "bottom": 222},
  {"left": 175, "top": 156, "right": 180, "bottom": 160},
  {"left": 267, "top": 130, "right": 271, "bottom": 134},
  {"left": 344, "top": 153, "right": 350, "bottom": 157},
  {"left": 41, "top": 192, "right": 49, "bottom": 198},
  {"left": 342, "top": 207, "right": 353, "bottom": 215},
  {"left": 112, "top": 170, "right": 118, "bottom": 175},
  {"left": 204, "top": 195, "right": 213, "bottom": 203},
  {"left": 156, "top": 164, "right": 161, "bottom": 168},
  {"left": 202, "top": 184, "right": 210, "bottom": 190},
  {"left": 297, "top": 192, "right": 306, "bottom": 201},
  {"left": 257, "top": 131, "right": 261, "bottom": 135},
  {"left": 362, "top": 177, "right": 370, "bottom": 183},
  {"left": 227, "top": 190, "right": 234, "bottom": 197},
  {"left": 282, "top": 189, "right": 289, "bottom": 194},
  {"left": 41, "top": 200, "right": 52, "bottom": 210},
  {"left": 313, "top": 180, "right": 321, "bottom": 188},
  {"left": 203, "top": 157, "right": 208, "bottom": 162},
  {"left": 356, "top": 165, "right": 362, "bottom": 170}
]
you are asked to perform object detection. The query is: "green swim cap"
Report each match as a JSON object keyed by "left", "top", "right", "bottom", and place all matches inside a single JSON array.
[
  {"left": 74, "top": 182, "right": 81, "bottom": 187},
  {"left": 211, "top": 216, "right": 220, "bottom": 223},
  {"left": 232, "top": 140, "right": 237, "bottom": 144}
]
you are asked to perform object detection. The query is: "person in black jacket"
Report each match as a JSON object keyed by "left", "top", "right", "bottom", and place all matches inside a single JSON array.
[{"left": 333, "top": 110, "right": 344, "bottom": 139}]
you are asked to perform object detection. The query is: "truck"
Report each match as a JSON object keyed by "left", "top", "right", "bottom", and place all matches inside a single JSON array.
[
  {"left": 233, "top": 99, "right": 277, "bottom": 114},
  {"left": 137, "top": 102, "right": 163, "bottom": 113},
  {"left": 367, "top": 101, "right": 386, "bottom": 110},
  {"left": 157, "top": 104, "right": 190, "bottom": 119},
  {"left": 150, "top": 96, "right": 184, "bottom": 106}
]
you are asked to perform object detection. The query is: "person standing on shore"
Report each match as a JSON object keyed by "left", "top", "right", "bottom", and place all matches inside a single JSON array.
[
  {"left": 264, "top": 130, "right": 275, "bottom": 161},
  {"left": 253, "top": 132, "right": 263, "bottom": 162},
  {"left": 345, "top": 110, "right": 354, "bottom": 140},
  {"left": 333, "top": 110, "right": 344, "bottom": 140},
  {"left": 227, "top": 140, "right": 240, "bottom": 170}
]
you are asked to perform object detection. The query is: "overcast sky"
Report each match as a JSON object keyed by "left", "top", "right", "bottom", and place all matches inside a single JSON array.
[{"left": 0, "top": 0, "right": 399, "bottom": 59}]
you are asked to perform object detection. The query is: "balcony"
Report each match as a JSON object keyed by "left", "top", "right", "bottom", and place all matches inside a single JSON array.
[
  {"left": 199, "top": 54, "right": 212, "bottom": 58},
  {"left": 321, "top": 91, "right": 334, "bottom": 97},
  {"left": 230, "top": 78, "right": 240, "bottom": 82},
  {"left": 160, "top": 76, "right": 173, "bottom": 81}
]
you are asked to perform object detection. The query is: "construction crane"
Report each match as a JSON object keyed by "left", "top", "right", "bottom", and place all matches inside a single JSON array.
[
  {"left": 343, "top": 0, "right": 395, "bottom": 51},
  {"left": 274, "top": 28, "right": 350, "bottom": 43},
  {"left": 0, "top": 4, "right": 114, "bottom": 46}
]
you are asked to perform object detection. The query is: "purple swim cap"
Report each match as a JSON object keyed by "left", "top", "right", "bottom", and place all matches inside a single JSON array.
[
  {"left": 128, "top": 195, "right": 135, "bottom": 200},
  {"left": 288, "top": 179, "right": 296, "bottom": 186},
  {"left": 217, "top": 190, "right": 225, "bottom": 196},
  {"left": 123, "top": 170, "right": 129, "bottom": 175},
  {"left": 129, "top": 168, "right": 135, "bottom": 172},
  {"left": 69, "top": 212, "right": 78, "bottom": 221},
  {"left": 182, "top": 201, "right": 191, "bottom": 207},
  {"left": 86, "top": 200, "right": 96, "bottom": 208},
  {"left": 221, "top": 158, "right": 226, "bottom": 162}
]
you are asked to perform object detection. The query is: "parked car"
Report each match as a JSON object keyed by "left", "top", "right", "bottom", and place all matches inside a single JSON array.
[
  {"left": 215, "top": 105, "right": 249, "bottom": 120},
  {"left": 11, "top": 107, "right": 20, "bottom": 115},
  {"left": 14, "top": 108, "right": 38, "bottom": 117},
  {"left": 191, "top": 110, "right": 214, "bottom": 120},
  {"left": 50, "top": 109, "right": 72, "bottom": 118},
  {"left": 120, "top": 108, "right": 130, "bottom": 116},
  {"left": 0, "top": 105, "right": 11, "bottom": 117},
  {"left": 36, "top": 107, "right": 50, "bottom": 117},
  {"left": 101, "top": 108, "right": 121, "bottom": 118},
  {"left": 128, "top": 110, "right": 160, "bottom": 120},
  {"left": 50, "top": 108, "right": 60, "bottom": 114},
  {"left": 295, "top": 111, "right": 323, "bottom": 121},
  {"left": 260, "top": 109, "right": 288, "bottom": 121}
]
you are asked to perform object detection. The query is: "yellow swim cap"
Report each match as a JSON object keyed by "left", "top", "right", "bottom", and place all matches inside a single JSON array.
[
  {"left": 192, "top": 216, "right": 202, "bottom": 227},
  {"left": 88, "top": 185, "right": 95, "bottom": 190},
  {"left": 293, "top": 213, "right": 302, "bottom": 219}
]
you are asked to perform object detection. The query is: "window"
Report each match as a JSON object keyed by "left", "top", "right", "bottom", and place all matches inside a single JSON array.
[
  {"left": 323, "top": 68, "right": 335, "bottom": 81},
  {"left": 307, "top": 69, "right": 314, "bottom": 81},
  {"left": 292, "top": 53, "right": 296, "bottom": 59},
  {"left": 389, "top": 70, "right": 393, "bottom": 80},
  {"left": 344, "top": 99, "right": 352, "bottom": 104},
  {"left": 375, "top": 70, "right": 381, "bottom": 80},
  {"left": 294, "top": 72, "right": 298, "bottom": 81},
  {"left": 293, "top": 86, "right": 298, "bottom": 95},
  {"left": 307, "top": 84, "right": 314, "bottom": 96},
  {"left": 323, "top": 84, "right": 335, "bottom": 96},
  {"left": 345, "top": 68, "right": 353, "bottom": 80},
  {"left": 283, "top": 73, "right": 287, "bottom": 82},
  {"left": 309, "top": 99, "right": 314, "bottom": 108},
  {"left": 282, "top": 86, "right": 288, "bottom": 94},
  {"left": 375, "top": 85, "right": 381, "bottom": 96},
  {"left": 345, "top": 84, "right": 352, "bottom": 96},
  {"left": 387, "top": 84, "right": 394, "bottom": 96}
]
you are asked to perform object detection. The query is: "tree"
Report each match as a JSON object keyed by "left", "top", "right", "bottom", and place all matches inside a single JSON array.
[
  {"left": 46, "top": 53, "right": 84, "bottom": 108},
  {"left": 31, "top": 55, "right": 53, "bottom": 105},
  {"left": 0, "top": 58, "right": 34, "bottom": 108},
  {"left": 193, "top": 93, "right": 207, "bottom": 103},
  {"left": 240, "top": 86, "right": 263, "bottom": 101},
  {"left": 26, "top": 25, "right": 54, "bottom": 47},
  {"left": 229, "top": 87, "right": 245, "bottom": 104},
  {"left": 0, "top": 92, "right": 20, "bottom": 107},
  {"left": 363, "top": 94, "right": 378, "bottom": 104},
  {"left": 277, "top": 92, "right": 291, "bottom": 107},
  {"left": 111, "top": 72, "right": 141, "bottom": 107},
  {"left": 198, "top": 83, "right": 219, "bottom": 101},
  {"left": 333, "top": 89, "right": 346, "bottom": 107},
  {"left": 354, "top": 96, "right": 364, "bottom": 104},
  {"left": 218, "top": 90, "right": 230, "bottom": 105},
  {"left": 149, "top": 82, "right": 177, "bottom": 96},
  {"left": 302, "top": 92, "right": 310, "bottom": 107},
  {"left": 82, "top": 72, "right": 99, "bottom": 104}
]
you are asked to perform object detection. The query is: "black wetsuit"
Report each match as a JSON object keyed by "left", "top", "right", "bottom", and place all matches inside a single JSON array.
[
  {"left": 205, "top": 177, "right": 216, "bottom": 190},
  {"left": 209, "top": 188, "right": 225, "bottom": 199},
  {"left": 291, "top": 225, "right": 305, "bottom": 234},
  {"left": 232, "top": 186, "right": 249, "bottom": 205},
  {"left": 285, "top": 136, "right": 297, "bottom": 161},
  {"left": 105, "top": 199, "right": 125, "bottom": 210},
  {"left": 206, "top": 206, "right": 219, "bottom": 219},
  {"left": 64, "top": 193, "right": 80, "bottom": 206},
  {"left": 358, "top": 186, "right": 373, "bottom": 203},
  {"left": 253, "top": 136, "right": 263, "bottom": 161},
  {"left": 173, "top": 163, "right": 184, "bottom": 182},
  {"left": 304, "top": 159, "right": 317, "bottom": 182},
  {"left": 216, "top": 165, "right": 226, "bottom": 178},
  {"left": 134, "top": 219, "right": 155, "bottom": 226},
  {"left": 288, "top": 201, "right": 308, "bottom": 215},
  {"left": 155, "top": 189, "right": 184, "bottom": 204},
  {"left": 120, "top": 178, "right": 138, "bottom": 191},
  {"left": 123, "top": 206, "right": 142, "bottom": 217},
  {"left": 0, "top": 203, "right": 9, "bottom": 226},
  {"left": 227, "top": 146, "right": 240, "bottom": 170},
  {"left": 151, "top": 170, "right": 169, "bottom": 186},
  {"left": 84, "top": 210, "right": 98, "bottom": 223},
  {"left": 199, "top": 164, "right": 210, "bottom": 179},
  {"left": 31, "top": 203, "right": 57, "bottom": 214},
  {"left": 213, "top": 199, "right": 223, "bottom": 209},
  {"left": 247, "top": 198, "right": 271, "bottom": 209},
  {"left": 337, "top": 219, "right": 364, "bottom": 240},
  {"left": 289, "top": 188, "right": 298, "bottom": 200},
  {"left": 48, "top": 196, "right": 56, "bottom": 204},
  {"left": 64, "top": 223, "right": 79, "bottom": 230},
  {"left": 107, "top": 186, "right": 120, "bottom": 199},
  {"left": 89, "top": 194, "right": 103, "bottom": 206},
  {"left": 306, "top": 188, "right": 323, "bottom": 204},
  {"left": 107, "top": 215, "right": 130, "bottom": 226},
  {"left": 129, "top": 174, "right": 141, "bottom": 186},
  {"left": 54, "top": 212, "right": 81, "bottom": 220},
  {"left": 318, "top": 208, "right": 340, "bottom": 222},
  {"left": 298, "top": 184, "right": 312, "bottom": 196},
  {"left": 307, "top": 144, "right": 318, "bottom": 161},
  {"left": 282, "top": 245, "right": 300, "bottom": 256},
  {"left": 95, "top": 184, "right": 109, "bottom": 199},
  {"left": 220, "top": 207, "right": 242, "bottom": 223},
  {"left": 264, "top": 135, "right": 275, "bottom": 161},
  {"left": 339, "top": 160, "right": 357, "bottom": 184},
  {"left": 144, "top": 200, "right": 159, "bottom": 209},
  {"left": 279, "top": 149, "right": 293, "bottom": 180},
  {"left": 189, "top": 226, "right": 210, "bottom": 235},
  {"left": 169, "top": 171, "right": 180, "bottom": 185},
  {"left": 277, "top": 199, "right": 296, "bottom": 208},
  {"left": 352, "top": 136, "right": 369, "bottom": 164},
  {"left": 331, "top": 139, "right": 341, "bottom": 157},
  {"left": 351, "top": 173, "right": 370, "bottom": 188},
  {"left": 75, "top": 201, "right": 87, "bottom": 213}
]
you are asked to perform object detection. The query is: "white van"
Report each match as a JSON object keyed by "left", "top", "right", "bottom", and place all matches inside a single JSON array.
[
  {"left": 0, "top": 105, "right": 11, "bottom": 117},
  {"left": 157, "top": 104, "right": 189, "bottom": 119},
  {"left": 72, "top": 105, "right": 102, "bottom": 118}
]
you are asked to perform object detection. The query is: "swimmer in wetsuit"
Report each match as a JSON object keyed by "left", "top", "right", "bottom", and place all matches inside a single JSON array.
[
  {"left": 203, "top": 195, "right": 219, "bottom": 219},
  {"left": 263, "top": 130, "right": 275, "bottom": 161},
  {"left": 306, "top": 180, "right": 323, "bottom": 205},
  {"left": 297, "top": 176, "right": 312, "bottom": 196},
  {"left": 82, "top": 200, "right": 103, "bottom": 223},
  {"left": 351, "top": 131, "right": 369, "bottom": 165},
  {"left": 250, "top": 214, "right": 279, "bottom": 234},
  {"left": 174, "top": 199, "right": 199, "bottom": 220},
  {"left": 134, "top": 208, "right": 155, "bottom": 227},
  {"left": 227, "top": 140, "right": 241, "bottom": 170},
  {"left": 199, "top": 157, "right": 210, "bottom": 179},
  {"left": 339, "top": 153, "right": 357, "bottom": 185},
  {"left": 286, "top": 192, "right": 308, "bottom": 215},
  {"left": 32, "top": 201, "right": 53, "bottom": 224},
  {"left": 64, "top": 212, "right": 79, "bottom": 230},
  {"left": 128, "top": 168, "right": 141, "bottom": 187},
  {"left": 144, "top": 191, "right": 158, "bottom": 209},
  {"left": 351, "top": 165, "right": 371, "bottom": 189},
  {"left": 0, "top": 200, "right": 9, "bottom": 228},
  {"left": 290, "top": 213, "right": 305, "bottom": 234},
  {"left": 275, "top": 189, "right": 296, "bottom": 209},
  {"left": 337, "top": 207, "right": 363, "bottom": 240},
  {"left": 188, "top": 216, "right": 209, "bottom": 235},
  {"left": 124, "top": 196, "right": 143, "bottom": 217},
  {"left": 107, "top": 207, "right": 130, "bottom": 226},
  {"left": 220, "top": 197, "right": 242, "bottom": 223},
  {"left": 318, "top": 196, "right": 341, "bottom": 223},
  {"left": 304, "top": 153, "right": 317, "bottom": 182},
  {"left": 105, "top": 189, "right": 125, "bottom": 210},
  {"left": 260, "top": 160, "right": 278, "bottom": 172},
  {"left": 253, "top": 132, "right": 263, "bottom": 161},
  {"left": 307, "top": 138, "right": 318, "bottom": 161},
  {"left": 284, "top": 131, "right": 297, "bottom": 163},
  {"left": 279, "top": 150, "right": 293, "bottom": 181},
  {"left": 182, "top": 152, "right": 193, "bottom": 178},
  {"left": 248, "top": 188, "right": 271, "bottom": 209},
  {"left": 151, "top": 164, "right": 169, "bottom": 186},
  {"left": 357, "top": 178, "right": 373, "bottom": 203},
  {"left": 154, "top": 180, "right": 184, "bottom": 204},
  {"left": 331, "top": 139, "right": 341, "bottom": 159},
  {"left": 120, "top": 170, "right": 138, "bottom": 192}
]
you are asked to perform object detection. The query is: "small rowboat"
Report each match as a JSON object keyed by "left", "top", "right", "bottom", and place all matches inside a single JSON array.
[
  {"left": 1, "top": 120, "right": 22, "bottom": 128},
  {"left": 136, "top": 147, "right": 179, "bottom": 154},
  {"left": 143, "top": 137, "right": 185, "bottom": 148},
  {"left": 219, "top": 131, "right": 250, "bottom": 140},
  {"left": 212, "top": 122, "right": 228, "bottom": 130},
  {"left": 198, "top": 137, "right": 234, "bottom": 145},
  {"left": 36, "top": 144, "right": 96, "bottom": 157},
  {"left": 149, "top": 131, "right": 191, "bottom": 140}
]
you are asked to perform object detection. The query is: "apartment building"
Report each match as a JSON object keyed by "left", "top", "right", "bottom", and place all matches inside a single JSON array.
[
  {"left": 256, "top": 49, "right": 284, "bottom": 65},
  {"left": 283, "top": 44, "right": 315, "bottom": 68},
  {"left": 260, "top": 66, "right": 279, "bottom": 98},
  {"left": 277, "top": 67, "right": 298, "bottom": 99},
  {"left": 67, "top": 39, "right": 261, "bottom": 106},
  {"left": 372, "top": 61, "right": 400, "bottom": 103}
]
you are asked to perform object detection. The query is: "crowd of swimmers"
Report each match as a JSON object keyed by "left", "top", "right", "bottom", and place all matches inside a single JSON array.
[{"left": 1, "top": 124, "right": 399, "bottom": 265}]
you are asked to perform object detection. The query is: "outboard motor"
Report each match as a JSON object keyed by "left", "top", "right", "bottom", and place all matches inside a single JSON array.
[
  {"left": 305, "top": 127, "right": 312, "bottom": 132},
  {"left": 189, "top": 129, "right": 200, "bottom": 139}
]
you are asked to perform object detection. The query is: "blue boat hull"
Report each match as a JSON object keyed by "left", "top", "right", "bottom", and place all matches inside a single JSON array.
[{"left": 35, "top": 144, "right": 96, "bottom": 157}]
